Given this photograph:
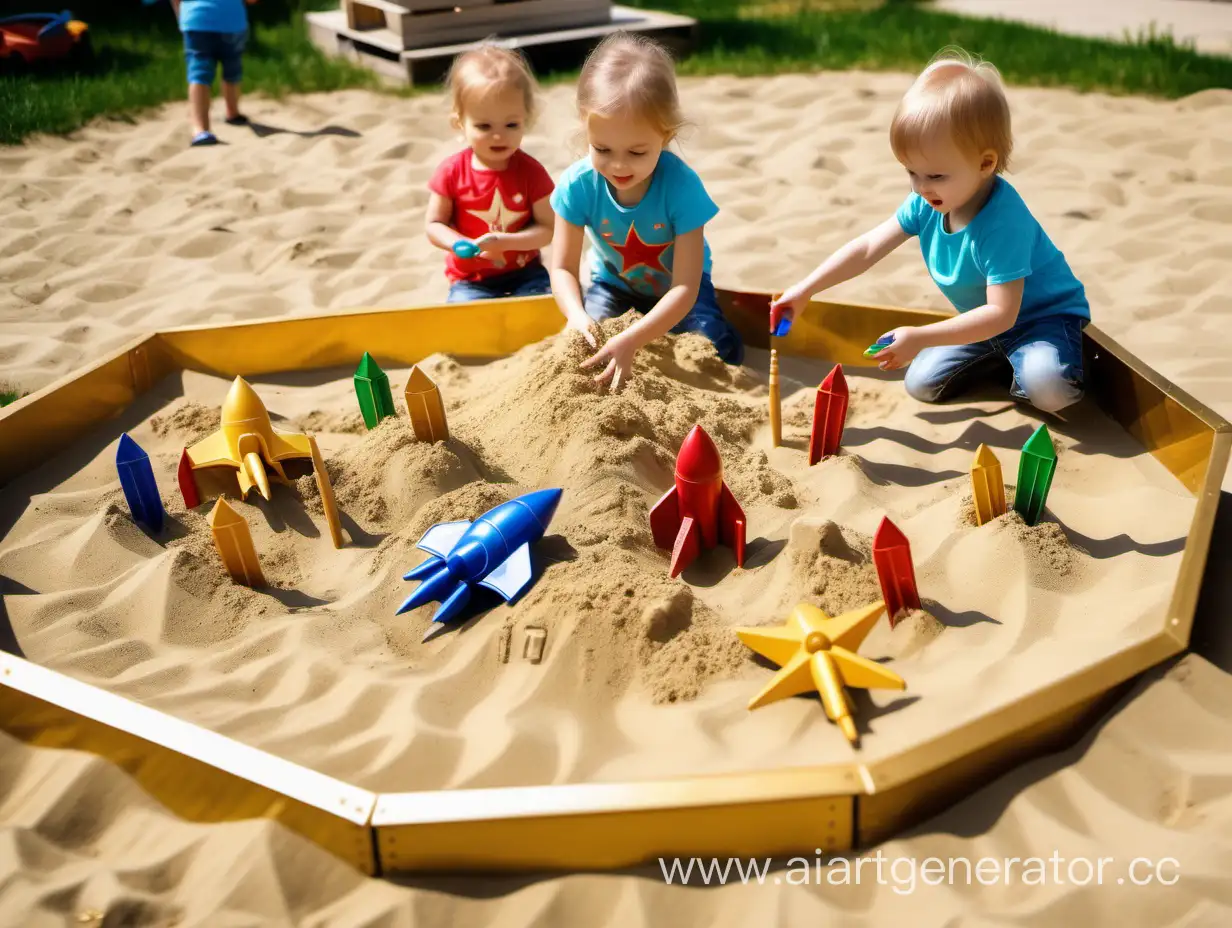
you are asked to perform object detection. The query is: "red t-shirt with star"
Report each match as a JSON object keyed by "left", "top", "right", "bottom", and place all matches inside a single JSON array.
[{"left": 429, "top": 149, "right": 555, "bottom": 283}]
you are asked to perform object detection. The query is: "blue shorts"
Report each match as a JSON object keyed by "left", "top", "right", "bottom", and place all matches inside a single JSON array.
[
  {"left": 903, "top": 314, "right": 1087, "bottom": 414},
  {"left": 184, "top": 30, "right": 247, "bottom": 86},
  {"left": 583, "top": 273, "right": 744, "bottom": 366},
  {"left": 447, "top": 261, "right": 552, "bottom": 302}
]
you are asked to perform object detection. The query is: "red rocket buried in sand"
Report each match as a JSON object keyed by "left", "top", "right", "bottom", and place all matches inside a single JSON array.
[{"left": 650, "top": 425, "right": 747, "bottom": 577}]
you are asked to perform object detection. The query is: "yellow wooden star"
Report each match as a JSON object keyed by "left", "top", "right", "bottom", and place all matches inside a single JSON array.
[
  {"left": 466, "top": 188, "right": 526, "bottom": 232},
  {"left": 735, "top": 601, "right": 905, "bottom": 744}
]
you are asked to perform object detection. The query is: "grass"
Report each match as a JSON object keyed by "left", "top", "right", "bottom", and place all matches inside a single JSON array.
[
  {"left": 633, "top": 0, "right": 1232, "bottom": 96},
  {"left": 1, "top": 0, "right": 1230, "bottom": 144},
  {"left": 0, "top": 387, "right": 21, "bottom": 408},
  {"left": 0, "top": 1, "right": 378, "bottom": 146}
]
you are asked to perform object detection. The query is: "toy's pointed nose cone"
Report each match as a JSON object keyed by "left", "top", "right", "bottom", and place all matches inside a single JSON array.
[
  {"left": 520, "top": 488, "right": 563, "bottom": 529},
  {"left": 676, "top": 425, "right": 722, "bottom": 482},
  {"left": 222, "top": 376, "right": 270, "bottom": 426},
  {"left": 115, "top": 432, "right": 147, "bottom": 464}
]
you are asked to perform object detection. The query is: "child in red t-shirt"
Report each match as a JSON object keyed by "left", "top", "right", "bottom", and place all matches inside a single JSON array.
[{"left": 426, "top": 45, "right": 556, "bottom": 302}]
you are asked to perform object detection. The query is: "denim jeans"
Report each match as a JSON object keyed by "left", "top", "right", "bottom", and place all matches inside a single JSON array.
[
  {"left": 582, "top": 273, "right": 744, "bottom": 366},
  {"left": 903, "top": 314, "right": 1087, "bottom": 414},
  {"left": 447, "top": 261, "right": 552, "bottom": 303},
  {"left": 184, "top": 30, "right": 247, "bottom": 85}
]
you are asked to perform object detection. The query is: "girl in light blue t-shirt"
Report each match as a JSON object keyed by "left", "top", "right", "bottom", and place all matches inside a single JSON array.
[
  {"left": 774, "top": 49, "right": 1090, "bottom": 415},
  {"left": 550, "top": 34, "right": 743, "bottom": 392}
]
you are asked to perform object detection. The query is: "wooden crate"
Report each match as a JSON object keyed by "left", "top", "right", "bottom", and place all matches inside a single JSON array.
[
  {"left": 345, "top": 0, "right": 614, "bottom": 50},
  {"left": 307, "top": 5, "right": 698, "bottom": 88}
]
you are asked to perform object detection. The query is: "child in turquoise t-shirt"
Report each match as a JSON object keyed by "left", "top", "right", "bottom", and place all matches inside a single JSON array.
[
  {"left": 550, "top": 34, "right": 743, "bottom": 391},
  {"left": 773, "top": 50, "right": 1090, "bottom": 415},
  {"left": 170, "top": 0, "right": 257, "bottom": 147}
]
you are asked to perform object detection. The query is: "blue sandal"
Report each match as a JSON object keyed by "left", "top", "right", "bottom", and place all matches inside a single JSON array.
[{"left": 190, "top": 131, "right": 219, "bottom": 147}]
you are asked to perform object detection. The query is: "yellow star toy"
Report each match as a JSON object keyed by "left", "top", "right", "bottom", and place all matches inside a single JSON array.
[{"left": 736, "top": 601, "right": 906, "bottom": 745}]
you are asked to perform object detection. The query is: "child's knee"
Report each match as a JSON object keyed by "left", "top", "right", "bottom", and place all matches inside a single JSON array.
[
  {"left": 903, "top": 363, "right": 945, "bottom": 403},
  {"left": 1017, "top": 348, "right": 1083, "bottom": 413}
]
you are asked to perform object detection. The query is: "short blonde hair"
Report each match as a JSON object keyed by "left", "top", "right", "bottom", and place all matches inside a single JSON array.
[
  {"left": 447, "top": 43, "right": 539, "bottom": 125},
  {"left": 890, "top": 48, "right": 1013, "bottom": 173},
  {"left": 576, "top": 32, "right": 686, "bottom": 140}
]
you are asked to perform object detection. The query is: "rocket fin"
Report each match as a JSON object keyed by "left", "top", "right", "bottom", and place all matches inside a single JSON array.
[
  {"left": 396, "top": 563, "right": 455, "bottom": 615},
  {"left": 186, "top": 431, "right": 233, "bottom": 470},
  {"left": 479, "top": 542, "right": 533, "bottom": 603},
  {"left": 403, "top": 555, "right": 443, "bottom": 582},
  {"left": 432, "top": 582, "right": 473, "bottom": 625},
  {"left": 649, "top": 486, "right": 681, "bottom": 552},
  {"left": 417, "top": 520, "right": 471, "bottom": 560},
  {"left": 244, "top": 451, "right": 272, "bottom": 501},
  {"left": 268, "top": 430, "right": 313, "bottom": 462},
  {"left": 718, "top": 481, "right": 747, "bottom": 567},
  {"left": 668, "top": 516, "right": 701, "bottom": 578}
]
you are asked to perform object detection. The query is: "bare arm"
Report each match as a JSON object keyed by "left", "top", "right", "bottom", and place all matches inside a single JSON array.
[
  {"left": 623, "top": 226, "right": 703, "bottom": 352},
  {"left": 548, "top": 215, "right": 598, "bottom": 346},
  {"left": 918, "top": 279, "right": 1022, "bottom": 346},
  {"left": 479, "top": 195, "right": 554, "bottom": 254},
  {"left": 425, "top": 192, "right": 463, "bottom": 253},
  {"left": 583, "top": 227, "right": 705, "bottom": 392},
  {"left": 875, "top": 279, "right": 1023, "bottom": 370},
  {"left": 782, "top": 216, "right": 910, "bottom": 307}
]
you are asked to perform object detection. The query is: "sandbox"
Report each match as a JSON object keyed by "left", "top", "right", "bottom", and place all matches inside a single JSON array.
[{"left": 1, "top": 292, "right": 1226, "bottom": 874}]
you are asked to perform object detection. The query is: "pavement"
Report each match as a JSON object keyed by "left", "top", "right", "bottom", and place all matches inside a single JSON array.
[{"left": 930, "top": 0, "right": 1232, "bottom": 56}]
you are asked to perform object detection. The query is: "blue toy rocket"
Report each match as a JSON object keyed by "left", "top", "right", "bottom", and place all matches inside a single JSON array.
[
  {"left": 398, "top": 488, "right": 563, "bottom": 641},
  {"left": 116, "top": 433, "right": 165, "bottom": 533}
]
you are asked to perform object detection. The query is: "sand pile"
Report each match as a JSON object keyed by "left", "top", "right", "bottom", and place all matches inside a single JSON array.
[{"left": 0, "top": 317, "right": 1197, "bottom": 793}]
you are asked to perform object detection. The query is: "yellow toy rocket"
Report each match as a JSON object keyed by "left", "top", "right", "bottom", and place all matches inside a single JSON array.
[{"left": 186, "top": 376, "right": 313, "bottom": 501}]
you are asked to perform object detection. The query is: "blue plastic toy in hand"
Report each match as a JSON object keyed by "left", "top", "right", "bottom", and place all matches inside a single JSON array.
[
  {"left": 452, "top": 239, "right": 481, "bottom": 259},
  {"left": 863, "top": 334, "right": 895, "bottom": 358}
]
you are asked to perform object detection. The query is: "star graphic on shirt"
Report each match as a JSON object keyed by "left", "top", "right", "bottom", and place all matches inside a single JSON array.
[
  {"left": 611, "top": 222, "right": 669, "bottom": 277},
  {"left": 467, "top": 188, "right": 527, "bottom": 232}
]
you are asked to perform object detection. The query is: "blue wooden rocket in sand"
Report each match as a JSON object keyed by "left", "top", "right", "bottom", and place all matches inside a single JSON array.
[
  {"left": 116, "top": 433, "right": 165, "bottom": 532},
  {"left": 397, "top": 488, "right": 564, "bottom": 641}
]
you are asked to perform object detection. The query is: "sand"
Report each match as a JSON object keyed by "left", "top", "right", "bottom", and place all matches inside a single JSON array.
[{"left": 2, "top": 71, "right": 1232, "bottom": 925}]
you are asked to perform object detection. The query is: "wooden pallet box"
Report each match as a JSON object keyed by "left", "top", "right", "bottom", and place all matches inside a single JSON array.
[{"left": 346, "top": 0, "right": 614, "bottom": 50}]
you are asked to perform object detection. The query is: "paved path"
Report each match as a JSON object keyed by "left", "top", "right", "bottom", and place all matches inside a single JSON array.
[{"left": 931, "top": 0, "right": 1232, "bottom": 56}]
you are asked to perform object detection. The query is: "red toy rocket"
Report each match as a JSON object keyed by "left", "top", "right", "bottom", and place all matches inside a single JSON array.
[
  {"left": 809, "top": 364, "right": 849, "bottom": 465},
  {"left": 650, "top": 425, "right": 747, "bottom": 578},
  {"left": 872, "top": 516, "right": 921, "bottom": 628}
]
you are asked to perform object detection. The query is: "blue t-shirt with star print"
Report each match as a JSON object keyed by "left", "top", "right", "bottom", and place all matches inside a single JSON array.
[{"left": 551, "top": 151, "right": 718, "bottom": 299}]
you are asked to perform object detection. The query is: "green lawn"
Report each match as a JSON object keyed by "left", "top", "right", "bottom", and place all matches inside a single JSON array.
[
  {"left": 635, "top": 0, "right": 1232, "bottom": 96},
  {"left": 0, "top": 2, "right": 376, "bottom": 146},
  {"left": 0, "top": 388, "right": 20, "bottom": 408},
  {"left": 1, "top": 0, "right": 1229, "bottom": 145}
]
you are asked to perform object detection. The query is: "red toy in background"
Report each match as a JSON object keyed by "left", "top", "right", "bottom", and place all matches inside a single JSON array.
[
  {"left": 650, "top": 425, "right": 747, "bottom": 578},
  {"left": 0, "top": 12, "right": 91, "bottom": 68}
]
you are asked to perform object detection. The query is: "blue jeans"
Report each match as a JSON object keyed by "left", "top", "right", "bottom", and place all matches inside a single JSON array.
[
  {"left": 447, "top": 261, "right": 552, "bottom": 302},
  {"left": 583, "top": 274, "right": 744, "bottom": 366},
  {"left": 904, "top": 314, "right": 1087, "bottom": 414},
  {"left": 184, "top": 30, "right": 247, "bottom": 85}
]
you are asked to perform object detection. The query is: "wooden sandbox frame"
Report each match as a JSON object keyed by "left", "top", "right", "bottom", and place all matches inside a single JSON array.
[{"left": 0, "top": 291, "right": 1227, "bottom": 875}]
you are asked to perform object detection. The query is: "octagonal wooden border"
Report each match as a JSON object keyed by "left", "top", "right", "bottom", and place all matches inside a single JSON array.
[{"left": 1, "top": 290, "right": 1227, "bottom": 875}]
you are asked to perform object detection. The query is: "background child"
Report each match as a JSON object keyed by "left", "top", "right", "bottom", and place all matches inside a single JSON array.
[
  {"left": 425, "top": 44, "right": 555, "bottom": 303},
  {"left": 550, "top": 33, "right": 743, "bottom": 392},
  {"left": 771, "top": 49, "right": 1091, "bottom": 415},
  {"left": 170, "top": 0, "right": 257, "bottom": 147}
]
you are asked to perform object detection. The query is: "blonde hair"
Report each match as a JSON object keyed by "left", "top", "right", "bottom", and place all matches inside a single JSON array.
[
  {"left": 576, "top": 32, "right": 686, "bottom": 140},
  {"left": 890, "top": 48, "right": 1013, "bottom": 173},
  {"left": 447, "top": 43, "right": 539, "bottom": 125}
]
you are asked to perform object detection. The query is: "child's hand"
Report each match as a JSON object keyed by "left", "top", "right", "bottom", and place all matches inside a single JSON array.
[
  {"left": 474, "top": 232, "right": 509, "bottom": 265},
  {"left": 872, "top": 327, "right": 924, "bottom": 370},
  {"left": 581, "top": 331, "right": 636, "bottom": 393},
  {"left": 769, "top": 285, "right": 810, "bottom": 333},
  {"left": 566, "top": 311, "right": 601, "bottom": 349}
]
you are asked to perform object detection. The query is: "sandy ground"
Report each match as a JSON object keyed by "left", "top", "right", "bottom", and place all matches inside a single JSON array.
[{"left": 2, "top": 72, "right": 1231, "bottom": 925}]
